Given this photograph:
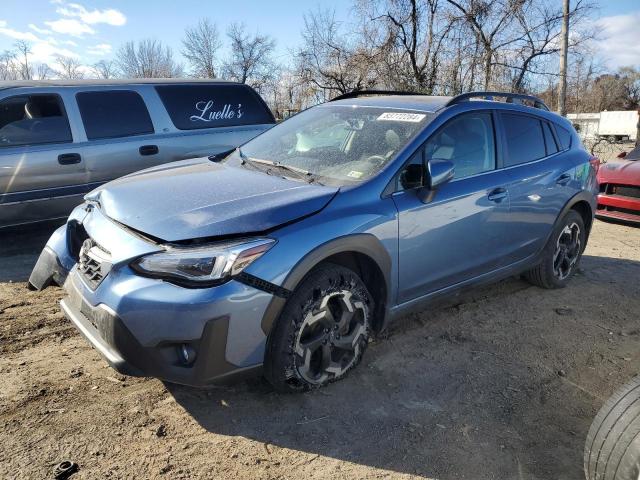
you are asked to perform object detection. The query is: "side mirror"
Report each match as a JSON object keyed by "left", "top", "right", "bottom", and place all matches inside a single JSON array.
[
  {"left": 416, "top": 159, "right": 455, "bottom": 203},
  {"left": 428, "top": 159, "right": 455, "bottom": 189},
  {"left": 617, "top": 151, "right": 627, "bottom": 159}
]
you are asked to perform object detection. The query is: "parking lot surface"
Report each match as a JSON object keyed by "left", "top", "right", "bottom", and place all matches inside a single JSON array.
[{"left": 1, "top": 219, "right": 638, "bottom": 479}]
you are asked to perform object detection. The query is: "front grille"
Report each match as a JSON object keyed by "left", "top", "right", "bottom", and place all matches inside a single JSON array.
[
  {"left": 613, "top": 185, "right": 640, "bottom": 198},
  {"left": 600, "top": 183, "right": 640, "bottom": 198},
  {"left": 78, "top": 239, "right": 111, "bottom": 289}
]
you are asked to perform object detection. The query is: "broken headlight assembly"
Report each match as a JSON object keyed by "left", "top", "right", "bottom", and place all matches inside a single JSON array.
[{"left": 130, "top": 238, "right": 275, "bottom": 287}]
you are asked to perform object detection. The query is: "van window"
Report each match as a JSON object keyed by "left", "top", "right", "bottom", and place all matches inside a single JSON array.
[
  {"left": 423, "top": 111, "right": 496, "bottom": 179},
  {"left": 543, "top": 122, "right": 559, "bottom": 155},
  {"left": 555, "top": 125, "right": 572, "bottom": 150},
  {"left": 77, "top": 90, "right": 154, "bottom": 140},
  {"left": 0, "top": 94, "right": 72, "bottom": 147},
  {"left": 155, "top": 84, "right": 274, "bottom": 130},
  {"left": 502, "top": 113, "right": 546, "bottom": 166}
]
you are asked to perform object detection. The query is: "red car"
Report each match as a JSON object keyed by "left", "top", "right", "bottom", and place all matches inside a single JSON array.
[{"left": 596, "top": 145, "right": 640, "bottom": 224}]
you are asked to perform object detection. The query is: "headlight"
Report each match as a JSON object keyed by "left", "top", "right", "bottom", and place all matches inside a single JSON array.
[{"left": 130, "top": 238, "right": 275, "bottom": 287}]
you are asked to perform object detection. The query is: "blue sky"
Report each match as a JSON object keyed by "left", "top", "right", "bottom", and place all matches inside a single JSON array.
[{"left": 1, "top": 0, "right": 639, "bottom": 73}]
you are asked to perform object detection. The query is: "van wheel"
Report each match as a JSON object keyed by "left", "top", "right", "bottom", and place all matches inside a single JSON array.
[
  {"left": 584, "top": 376, "right": 640, "bottom": 480},
  {"left": 524, "top": 210, "right": 585, "bottom": 289},
  {"left": 264, "top": 263, "right": 372, "bottom": 393}
]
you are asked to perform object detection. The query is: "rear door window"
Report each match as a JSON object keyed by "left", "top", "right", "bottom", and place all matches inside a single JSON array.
[
  {"left": 155, "top": 84, "right": 274, "bottom": 130},
  {"left": 77, "top": 90, "right": 154, "bottom": 140},
  {"left": 0, "top": 94, "right": 72, "bottom": 147},
  {"left": 502, "top": 113, "right": 546, "bottom": 166},
  {"left": 542, "top": 122, "right": 559, "bottom": 155}
]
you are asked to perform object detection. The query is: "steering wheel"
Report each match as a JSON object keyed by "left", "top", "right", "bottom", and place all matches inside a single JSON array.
[{"left": 366, "top": 155, "right": 387, "bottom": 168}]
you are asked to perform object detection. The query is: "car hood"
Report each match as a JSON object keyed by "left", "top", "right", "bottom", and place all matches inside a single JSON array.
[
  {"left": 598, "top": 160, "right": 640, "bottom": 186},
  {"left": 87, "top": 158, "right": 338, "bottom": 242}
]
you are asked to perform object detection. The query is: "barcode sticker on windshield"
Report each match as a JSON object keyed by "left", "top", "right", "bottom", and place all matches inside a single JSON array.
[{"left": 377, "top": 112, "right": 426, "bottom": 123}]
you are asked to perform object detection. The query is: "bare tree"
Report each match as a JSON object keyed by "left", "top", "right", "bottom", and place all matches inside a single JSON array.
[
  {"left": 35, "top": 63, "right": 54, "bottom": 80},
  {"left": 445, "top": 0, "right": 525, "bottom": 90},
  {"left": 297, "top": 8, "right": 379, "bottom": 97},
  {"left": 360, "top": 0, "right": 455, "bottom": 93},
  {"left": 92, "top": 60, "right": 117, "bottom": 79},
  {"left": 182, "top": 18, "right": 221, "bottom": 78},
  {"left": 222, "top": 23, "right": 277, "bottom": 91},
  {"left": 116, "top": 39, "right": 183, "bottom": 78},
  {"left": 0, "top": 50, "right": 20, "bottom": 80},
  {"left": 55, "top": 55, "right": 85, "bottom": 80},
  {"left": 14, "top": 40, "right": 32, "bottom": 80}
]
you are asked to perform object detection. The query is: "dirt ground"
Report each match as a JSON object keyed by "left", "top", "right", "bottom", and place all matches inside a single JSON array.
[{"left": 0, "top": 218, "right": 639, "bottom": 480}]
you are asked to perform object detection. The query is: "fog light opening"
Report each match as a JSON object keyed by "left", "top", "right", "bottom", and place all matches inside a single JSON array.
[{"left": 179, "top": 344, "right": 196, "bottom": 365}]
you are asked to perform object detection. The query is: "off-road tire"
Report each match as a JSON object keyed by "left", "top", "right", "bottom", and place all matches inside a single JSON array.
[
  {"left": 264, "top": 263, "right": 373, "bottom": 393},
  {"left": 524, "top": 209, "right": 585, "bottom": 289},
  {"left": 584, "top": 376, "right": 640, "bottom": 480}
]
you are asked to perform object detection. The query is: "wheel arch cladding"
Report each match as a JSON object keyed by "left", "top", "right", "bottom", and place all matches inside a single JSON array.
[
  {"left": 571, "top": 199, "right": 593, "bottom": 234},
  {"left": 260, "top": 233, "right": 392, "bottom": 336},
  {"left": 542, "top": 191, "right": 595, "bottom": 249}
]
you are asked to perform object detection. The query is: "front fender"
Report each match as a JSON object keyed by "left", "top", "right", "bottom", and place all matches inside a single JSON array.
[{"left": 258, "top": 233, "right": 393, "bottom": 335}]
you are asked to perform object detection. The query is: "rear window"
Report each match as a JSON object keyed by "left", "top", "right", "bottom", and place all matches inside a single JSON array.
[
  {"left": 502, "top": 113, "right": 546, "bottom": 166},
  {"left": 0, "top": 94, "right": 72, "bottom": 147},
  {"left": 554, "top": 125, "right": 572, "bottom": 150},
  {"left": 155, "top": 84, "right": 274, "bottom": 130},
  {"left": 77, "top": 90, "right": 154, "bottom": 140}
]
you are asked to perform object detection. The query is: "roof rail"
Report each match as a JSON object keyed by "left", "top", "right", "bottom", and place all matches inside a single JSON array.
[
  {"left": 329, "top": 90, "right": 424, "bottom": 102},
  {"left": 445, "top": 91, "right": 549, "bottom": 111}
]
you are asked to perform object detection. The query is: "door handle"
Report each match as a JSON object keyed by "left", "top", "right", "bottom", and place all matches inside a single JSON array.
[
  {"left": 58, "top": 153, "right": 81, "bottom": 165},
  {"left": 139, "top": 145, "right": 159, "bottom": 156},
  {"left": 488, "top": 187, "right": 508, "bottom": 202},
  {"left": 556, "top": 173, "right": 571, "bottom": 186}
]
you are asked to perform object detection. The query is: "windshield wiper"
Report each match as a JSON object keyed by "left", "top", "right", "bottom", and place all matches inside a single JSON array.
[{"left": 239, "top": 150, "right": 322, "bottom": 184}]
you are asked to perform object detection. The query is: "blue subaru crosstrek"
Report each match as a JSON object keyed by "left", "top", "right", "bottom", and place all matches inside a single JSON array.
[{"left": 30, "top": 91, "right": 599, "bottom": 392}]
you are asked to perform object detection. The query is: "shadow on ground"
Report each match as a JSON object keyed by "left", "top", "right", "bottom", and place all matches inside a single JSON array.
[{"left": 166, "top": 254, "right": 640, "bottom": 479}]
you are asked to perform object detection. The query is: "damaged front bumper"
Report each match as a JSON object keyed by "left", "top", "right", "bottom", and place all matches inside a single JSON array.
[{"left": 29, "top": 203, "right": 276, "bottom": 386}]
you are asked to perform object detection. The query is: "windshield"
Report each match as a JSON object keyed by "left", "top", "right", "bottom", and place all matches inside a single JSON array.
[{"left": 227, "top": 105, "right": 432, "bottom": 186}]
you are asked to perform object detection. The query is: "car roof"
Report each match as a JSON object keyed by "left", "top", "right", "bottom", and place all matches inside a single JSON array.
[
  {"left": 327, "top": 95, "right": 452, "bottom": 113},
  {"left": 0, "top": 78, "right": 237, "bottom": 90}
]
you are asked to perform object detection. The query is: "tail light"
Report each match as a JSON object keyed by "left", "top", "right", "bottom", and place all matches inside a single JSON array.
[{"left": 589, "top": 156, "right": 600, "bottom": 175}]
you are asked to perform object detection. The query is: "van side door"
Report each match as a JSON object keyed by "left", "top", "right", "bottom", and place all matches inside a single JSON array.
[
  {"left": 71, "top": 88, "right": 172, "bottom": 188},
  {"left": 0, "top": 91, "right": 87, "bottom": 227}
]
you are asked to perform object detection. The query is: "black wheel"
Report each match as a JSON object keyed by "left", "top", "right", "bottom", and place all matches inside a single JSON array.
[
  {"left": 264, "top": 263, "right": 372, "bottom": 392},
  {"left": 524, "top": 209, "right": 585, "bottom": 289},
  {"left": 584, "top": 376, "right": 640, "bottom": 480}
]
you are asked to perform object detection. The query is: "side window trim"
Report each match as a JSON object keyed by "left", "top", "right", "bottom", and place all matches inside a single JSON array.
[{"left": 0, "top": 92, "right": 73, "bottom": 148}]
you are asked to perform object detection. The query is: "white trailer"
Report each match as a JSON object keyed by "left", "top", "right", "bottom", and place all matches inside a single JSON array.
[
  {"left": 567, "top": 113, "right": 600, "bottom": 139},
  {"left": 597, "top": 110, "right": 638, "bottom": 142}
]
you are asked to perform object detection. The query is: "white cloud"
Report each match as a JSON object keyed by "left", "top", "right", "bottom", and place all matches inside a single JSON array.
[
  {"left": 61, "top": 39, "right": 78, "bottom": 47},
  {"left": 595, "top": 12, "right": 640, "bottom": 69},
  {"left": 44, "top": 18, "right": 95, "bottom": 37},
  {"left": 28, "top": 24, "right": 52, "bottom": 35},
  {"left": 86, "top": 43, "right": 112, "bottom": 56},
  {"left": 56, "top": 2, "right": 126, "bottom": 26},
  {"left": 31, "top": 42, "right": 78, "bottom": 62},
  {"left": 0, "top": 22, "right": 40, "bottom": 42}
]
